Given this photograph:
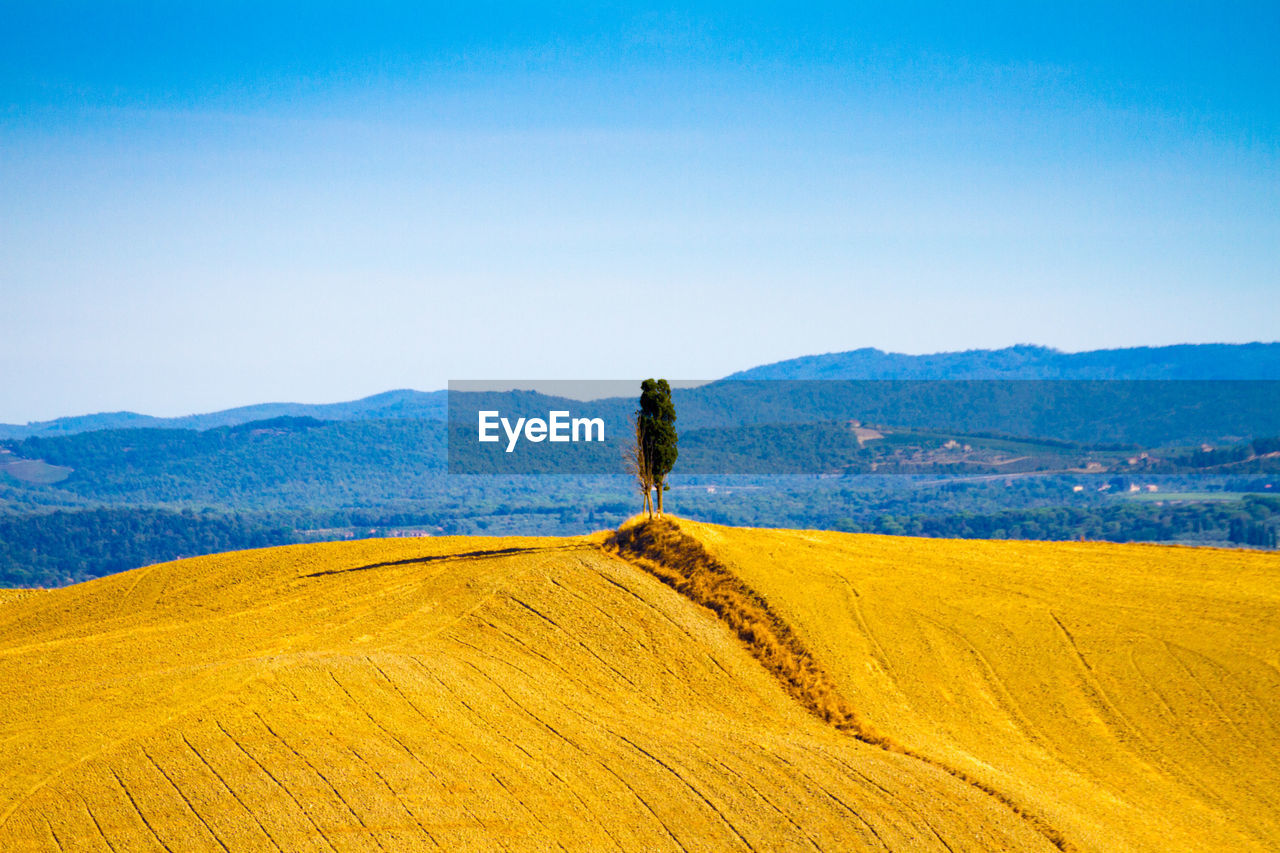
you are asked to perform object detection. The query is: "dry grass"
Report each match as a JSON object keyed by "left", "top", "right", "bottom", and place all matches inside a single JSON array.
[
  {"left": 605, "top": 517, "right": 867, "bottom": 734},
  {"left": 678, "top": 519, "right": 1280, "bottom": 853},
  {"left": 0, "top": 533, "right": 1059, "bottom": 852},
  {"left": 3, "top": 519, "right": 1271, "bottom": 851}
]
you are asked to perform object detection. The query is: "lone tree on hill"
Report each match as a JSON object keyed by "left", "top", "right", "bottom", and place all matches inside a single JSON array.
[{"left": 636, "top": 379, "right": 678, "bottom": 516}]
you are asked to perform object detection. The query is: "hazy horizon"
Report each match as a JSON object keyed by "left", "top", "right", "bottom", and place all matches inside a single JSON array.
[{"left": 5, "top": 341, "right": 1279, "bottom": 425}]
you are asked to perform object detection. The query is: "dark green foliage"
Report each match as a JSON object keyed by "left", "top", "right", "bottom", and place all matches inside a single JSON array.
[
  {"left": 1169, "top": 436, "right": 1280, "bottom": 471},
  {"left": 1252, "top": 436, "right": 1280, "bottom": 455},
  {"left": 687, "top": 380, "right": 1280, "bottom": 448},
  {"left": 0, "top": 509, "right": 301, "bottom": 587},
  {"left": 681, "top": 480, "right": 1280, "bottom": 548},
  {"left": 1179, "top": 444, "right": 1254, "bottom": 468},
  {"left": 5, "top": 418, "right": 447, "bottom": 507},
  {"left": 639, "top": 379, "right": 678, "bottom": 512},
  {"left": 1229, "top": 517, "right": 1278, "bottom": 547}
]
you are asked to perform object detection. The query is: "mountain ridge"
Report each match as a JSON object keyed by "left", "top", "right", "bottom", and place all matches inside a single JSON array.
[
  {"left": 8, "top": 343, "right": 1279, "bottom": 440},
  {"left": 727, "top": 342, "right": 1280, "bottom": 380},
  {"left": 0, "top": 389, "right": 447, "bottom": 440}
]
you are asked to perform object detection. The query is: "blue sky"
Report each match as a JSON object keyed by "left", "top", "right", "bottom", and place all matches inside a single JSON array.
[{"left": 2, "top": 2, "right": 1277, "bottom": 422}]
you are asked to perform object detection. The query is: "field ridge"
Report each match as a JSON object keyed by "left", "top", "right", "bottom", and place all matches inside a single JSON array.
[{"left": 603, "top": 517, "right": 1071, "bottom": 851}]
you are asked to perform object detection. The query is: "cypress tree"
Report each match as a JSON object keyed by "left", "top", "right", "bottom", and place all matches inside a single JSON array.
[{"left": 638, "top": 379, "right": 678, "bottom": 515}]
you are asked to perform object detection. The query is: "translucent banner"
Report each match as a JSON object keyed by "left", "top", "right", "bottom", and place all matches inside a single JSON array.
[{"left": 446, "top": 379, "right": 1280, "bottom": 476}]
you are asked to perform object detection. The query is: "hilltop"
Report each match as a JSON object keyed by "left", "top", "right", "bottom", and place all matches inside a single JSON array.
[{"left": 1, "top": 520, "right": 1275, "bottom": 851}]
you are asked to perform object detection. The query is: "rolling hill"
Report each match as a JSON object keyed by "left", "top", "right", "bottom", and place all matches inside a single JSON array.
[
  {"left": 669, "top": 520, "right": 1280, "bottom": 852},
  {"left": 1, "top": 520, "right": 1276, "bottom": 851}
]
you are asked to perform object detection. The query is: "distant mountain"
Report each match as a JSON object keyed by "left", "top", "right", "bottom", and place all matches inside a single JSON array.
[
  {"left": 727, "top": 343, "right": 1280, "bottom": 380},
  {"left": 0, "top": 389, "right": 447, "bottom": 440},
  {"left": 6, "top": 343, "right": 1279, "bottom": 441}
]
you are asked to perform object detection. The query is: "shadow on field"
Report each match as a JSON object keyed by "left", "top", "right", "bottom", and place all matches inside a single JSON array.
[{"left": 306, "top": 543, "right": 593, "bottom": 578}]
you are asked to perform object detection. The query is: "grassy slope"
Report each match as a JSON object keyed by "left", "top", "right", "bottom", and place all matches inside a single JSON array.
[
  {"left": 680, "top": 520, "right": 1280, "bottom": 852},
  {"left": 0, "top": 535, "right": 1050, "bottom": 852}
]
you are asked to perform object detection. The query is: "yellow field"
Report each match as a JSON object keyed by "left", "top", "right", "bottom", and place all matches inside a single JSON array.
[
  {"left": 683, "top": 521, "right": 1280, "bottom": 852},
  {"left": 0, "top": 521, "right": 1275, "bottom": 851}
]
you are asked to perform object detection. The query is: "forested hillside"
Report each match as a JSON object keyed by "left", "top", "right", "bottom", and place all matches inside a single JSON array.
[{"left": 4, "top": 343, "right": 1280, "bottom": 586}]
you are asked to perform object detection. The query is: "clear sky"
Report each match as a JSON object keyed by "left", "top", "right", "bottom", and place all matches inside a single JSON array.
[{"left": 2, "top": 2, "right": 1277, "bottom": 423}]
